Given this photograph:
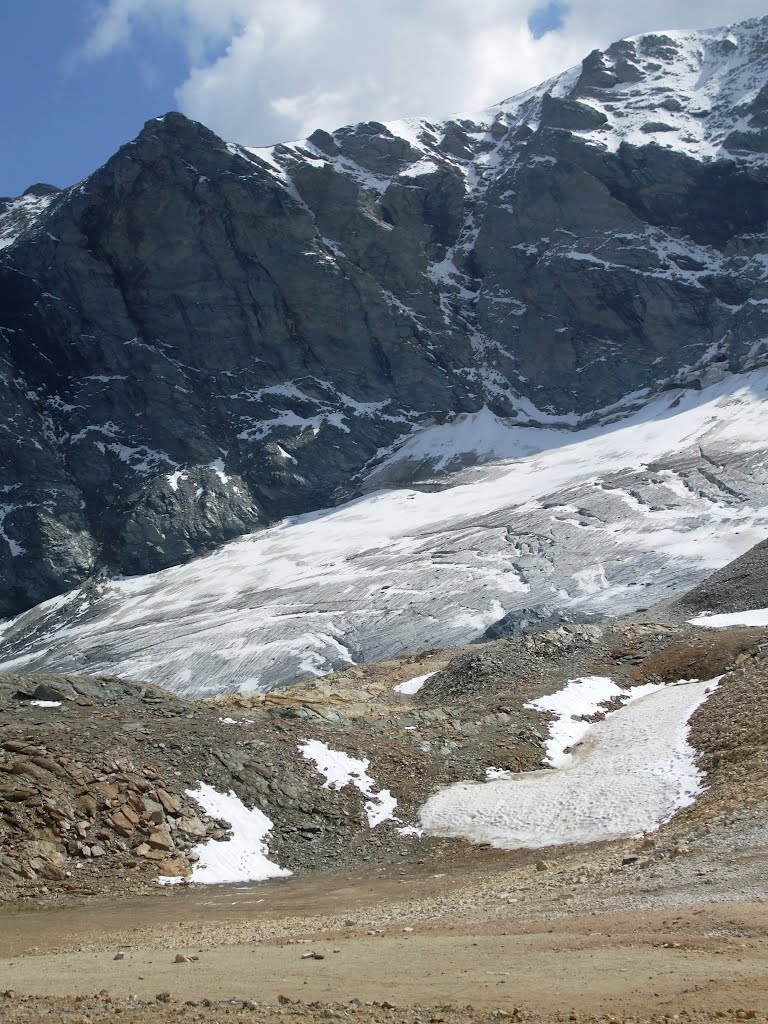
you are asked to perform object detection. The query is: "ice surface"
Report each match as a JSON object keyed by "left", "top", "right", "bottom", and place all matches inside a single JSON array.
[
  {"left": 689, "top": 608, "right": 768, "bottom": 627},
  {"left": 1, "top": 370, "right": 768, "bottom": 695},
  {"left": 28, "top": 700, "right": 61, "bottom": 708},
  {"left": 420, "top": 678, "right": 719, "bottom": 849},
  {"left": 159, "top": 782, "right": 291, "bottom": 885},
  {"left": 394, "top": 672, "right": 436, "bottom": 695},
  {"left": 298, "top": 740, "right": 398, "bottom": 827}
]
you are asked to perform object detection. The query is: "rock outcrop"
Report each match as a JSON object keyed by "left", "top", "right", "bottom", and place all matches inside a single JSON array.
[{"left": 1, "top": 18, "right": 767, "bottom": 616}]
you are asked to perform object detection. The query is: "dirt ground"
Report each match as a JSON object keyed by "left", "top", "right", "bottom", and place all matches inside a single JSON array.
[
  {"left": 2, "top": 621, "right": 768, "bottom": 1022},
  {"left": 1, "top": 792, "right": 767, "bottom": 1024}
]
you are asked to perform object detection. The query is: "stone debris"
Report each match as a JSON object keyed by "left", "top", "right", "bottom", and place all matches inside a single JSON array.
[{"left": 0, "top": 609, "right": 766, "bottom": 904}]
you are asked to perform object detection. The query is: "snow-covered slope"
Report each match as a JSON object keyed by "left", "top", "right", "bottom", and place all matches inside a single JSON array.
[
  {"left": 252, "top": 16, "right": 768, "bottom": 195},
  {"left": 0, "top": 189, "right": 59, "bottom": 251},
  {"left": 238, "top": 14, "right": 768, "bottom": 417},
  {"left": 1, "top": 368, "right": 767, "bottom": 696}
]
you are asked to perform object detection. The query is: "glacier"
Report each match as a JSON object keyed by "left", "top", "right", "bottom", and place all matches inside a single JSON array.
[{"left": 1, "top": 367, "right": 768, "bottom": 696}]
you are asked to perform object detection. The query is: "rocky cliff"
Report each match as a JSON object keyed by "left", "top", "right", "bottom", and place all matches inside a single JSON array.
[{"left": 1, "top": 17, "right": 767, "bottom": 618}]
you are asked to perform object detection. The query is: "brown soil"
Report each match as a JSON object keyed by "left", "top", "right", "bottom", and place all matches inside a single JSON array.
[
  {"left": 0, "top": 842, "right": 766, "bottom": 1023},
  {"left": 1, "top": 622, "right": 767, "bottom": 1022}
]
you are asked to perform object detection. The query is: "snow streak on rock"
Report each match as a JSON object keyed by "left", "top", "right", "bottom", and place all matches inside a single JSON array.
[{"left": 298, "top": 740, "right": 398, "bottom": 828}]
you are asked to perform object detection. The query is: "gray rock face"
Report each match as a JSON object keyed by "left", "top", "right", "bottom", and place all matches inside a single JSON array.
[
  {"left": 1, "top": 17, "right": 768, "bottom": 617},
  {"left": 660, "top": 538, "right": 768, "bottom": 621}
]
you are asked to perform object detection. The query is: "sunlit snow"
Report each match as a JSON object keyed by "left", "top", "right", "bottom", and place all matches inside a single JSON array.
[
  {"left": 298, "top": 739, "right": 398, "bottom": 827},
  {"left": 420, "top": 677, "right": 719, "bottom": 849},
  {"left": 526, "top": 675, "right": 662, "bottom": 768},
  {"left": 2, "top": 370, "right": 768, "bottom": 695},
  {"left": 394, "top": 672, "right": 436, "bottom": 695},
  {"left": 159, "top": 782, "right": 291, "bottom": 886},
  {"left": 689, "top": 608, "right": 768, "bottom": 628}
]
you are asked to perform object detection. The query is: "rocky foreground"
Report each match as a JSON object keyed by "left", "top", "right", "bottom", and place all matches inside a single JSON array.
[
  {"left": 1, "top": 611, "right": 767, "bottom": 902},
  {"left": 1, "top": 544, "right": 768, "bottom": 1021},
  {"left": 0, "top": 761, "right": 766, "bottom": 1022}
]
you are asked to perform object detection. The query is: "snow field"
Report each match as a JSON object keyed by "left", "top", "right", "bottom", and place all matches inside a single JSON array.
[
  {"left": 420, "top": 677, "right": 720, "bottom": 849},
  {"left": 158, "top": 783, "right": 291, "bottom": 886},
  {"left": 526, "top": 675, "right": 662, "bottom": 768},
  {"left": 689, "top": 608, "right": 768, "bottom": 628}
]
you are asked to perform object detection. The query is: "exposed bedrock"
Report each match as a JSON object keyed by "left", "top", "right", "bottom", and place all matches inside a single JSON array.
[{"left": 1, "top": 18, "right": 767, "bottom": 615}]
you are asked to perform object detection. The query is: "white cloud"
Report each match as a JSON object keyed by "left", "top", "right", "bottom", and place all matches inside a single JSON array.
[
  {"left": 79, "top": 0, "right": 255, "bottom": 63},
  {"left": 80, "top": 0, "right": 768, "bottom": 146}
]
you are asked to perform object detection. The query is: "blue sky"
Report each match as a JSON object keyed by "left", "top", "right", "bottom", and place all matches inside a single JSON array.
[
  {"left": 528, "top": 1, "right": 569, "bottom": 38},
  {"left": 2, "top": 0, "right": 766, "bottom": 198},
  {"left": 1, "top": 1, "right": 184, "bottom": 196}
]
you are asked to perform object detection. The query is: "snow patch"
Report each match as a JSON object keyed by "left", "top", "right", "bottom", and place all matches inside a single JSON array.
[
  {"left": 420, "top": 678, "right": 720, "bottom": 850},
  {"left": 160, "top": 783, "right": 290, "bottom": 885},
  {"left": 689, "top": 607, "right": 768, "bottom": 628},
  {"left": 298, "top": 739, "right": 397, "bottom": 827},
  {"left": 527, "top": 675, "right": 661, "bottom": 768},
  {"left": 394, "top": 671, "right": 436, "bottom": 695},
  {"left": 397, "top": 825, "right": 424, "bottom": 837},
  {"left": 166, "top": 470, "right": 188, "bottom": 492},
  {"left": 275, "top": 445, "right": 297, "bottom": 465}
]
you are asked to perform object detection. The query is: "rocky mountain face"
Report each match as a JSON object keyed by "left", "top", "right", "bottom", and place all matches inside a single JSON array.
[
  {"left": 661, "top": 537, "right": 768, "bottom": 621},
  {"left": 1, "top": 17, "right": 768, "bottom": 619}
]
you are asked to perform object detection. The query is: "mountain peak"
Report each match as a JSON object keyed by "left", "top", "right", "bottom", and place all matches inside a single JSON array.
[
  {"left": 129, "top": 110, "right": 227, "bottom": 155},
  {"left": 1, "top": 16, "right": 767, "bottom": 627}
]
